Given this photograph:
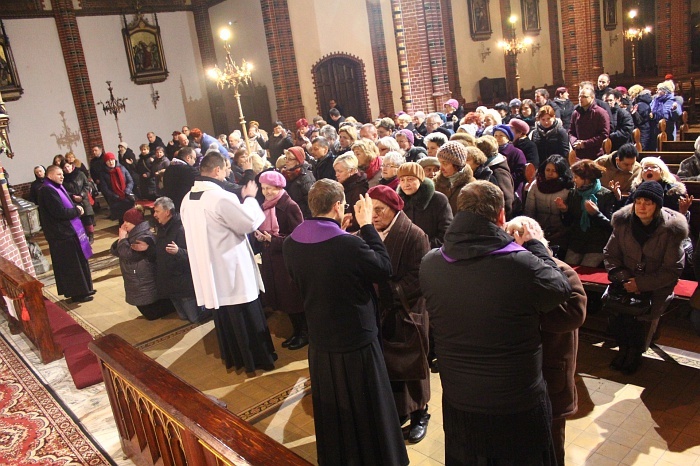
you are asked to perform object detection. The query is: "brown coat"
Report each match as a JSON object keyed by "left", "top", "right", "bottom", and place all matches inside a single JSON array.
[
  {"left": 541, "top": 259, "right": 587, "bottom": 419},
  {"left": 255, "top": 191, "right": 305, "bottom": 314},
  {"left": 375, "top": 211, "right": 431, "bottom": 416},
  {"left": 434, "top": 168, "right": 474, "bottom": 215}
]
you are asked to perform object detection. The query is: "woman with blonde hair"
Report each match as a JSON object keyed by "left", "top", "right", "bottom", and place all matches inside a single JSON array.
[
  {"left": 352, "top": 138, "right": 382, "bottom": 187},
  {"left": 338, "top": 125, "right": 358, "bottom": 153},
  {"left": 622, "top": 157, "right": 690, "bottom": 215}
]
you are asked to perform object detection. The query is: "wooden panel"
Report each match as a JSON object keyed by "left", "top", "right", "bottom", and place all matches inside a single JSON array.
[
  {"left": 659, "top": 140, "right": 696, "bottom": 152},
  {"left": 90, "top": 334, "right": 311, "bottom": 466},
  {"left": 314, "top": 57, "right": 367, "bottom": 123},
  {"left": 638, "top": 151, "right": 692, "bottom": 164}
]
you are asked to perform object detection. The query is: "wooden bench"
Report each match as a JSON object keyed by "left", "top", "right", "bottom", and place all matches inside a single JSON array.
[
  {"left": 573, "top": 266, "right": 696, "bottom": 350},
  {"left": 683, "top": 130, "right": 700, "bottom": 141},
  {"left": 0, "top": 255, "right": 63, "bottom": 363},
  {"left": 90, "top": 334, "right": 311, "bottom": 466},
  {"left": 659, "top": 140, "right": 696, "bottom": 152},
  {"left": 639, "top": 151, "right": 692, "bottom": 164}
]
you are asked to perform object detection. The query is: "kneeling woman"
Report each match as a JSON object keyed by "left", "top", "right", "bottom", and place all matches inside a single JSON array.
[
  {"left": 366, "top": 185, "right": 431, "bottom": 444},
  {"left": 253, "top": 171, "right": 307, "bottom": 349},
  {"left": 111, "top": 207, "right": 174, "bottom": 320},
  {"left": 604, "top": 181, "right": 688, "bottom": 374}
]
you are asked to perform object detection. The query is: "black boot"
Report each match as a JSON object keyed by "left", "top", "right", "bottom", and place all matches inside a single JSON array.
[
  {"left": 407, "top": 405, "right": 430, "bottom": 444},
  {"left": 287, "top": 313, "right": 309, "bottom": 350},
  {"left": 621, "top": 348, "right": 643, "bottom": 375},
  {"left": 610, "top": 345, "right": 629, "bottom": 371},
  {"left": 283, "top": 313, "right": 301, "bottom": 348}
]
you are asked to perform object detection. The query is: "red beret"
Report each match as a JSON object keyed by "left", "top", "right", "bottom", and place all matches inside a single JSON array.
[{"left": 367, "top": 185, "right": 404, "bottom": 212}]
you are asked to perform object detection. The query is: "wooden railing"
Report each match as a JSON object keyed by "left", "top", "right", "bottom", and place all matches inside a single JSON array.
[
  {"left": 0, "top": 255, "right": 62, "bottom": 363},
  {"left": 89, "top": 334, "right": 311, "bottom": 466}
]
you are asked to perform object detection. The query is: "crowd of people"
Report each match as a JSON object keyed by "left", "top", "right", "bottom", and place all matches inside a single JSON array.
[{"left": 30, "top": 72, "right": 700, "bottom": 465}]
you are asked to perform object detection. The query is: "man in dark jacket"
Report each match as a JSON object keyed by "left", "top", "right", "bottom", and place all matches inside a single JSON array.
[
  {"left": 283, "top": 180, "right": 408, "bottom": 466},
  {"left": 420, "top": 181, "right": 571, "bottom": 465},
  {"left": 570, "top": 87, "right": 610, "bottom": 159},
  {"left": 161, "top": 147, "right": 198, "bottom": 212},
  {"left": 310, "top": 136, "right": 336, "bottom": 181},
  {"left": 605, "top": 90, "right": 634, "bottom": 151},
  {"left": 153, "top": 196, "right": 207, "bottom": 323}
]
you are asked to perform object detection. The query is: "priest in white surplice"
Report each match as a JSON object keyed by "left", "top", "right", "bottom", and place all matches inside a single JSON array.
[{"left": 181, "top": 151, "right": 277, "bottom": 372}]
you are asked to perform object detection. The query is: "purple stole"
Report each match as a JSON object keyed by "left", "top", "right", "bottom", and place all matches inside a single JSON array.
[{"left": 43, "top": 180, "right": 93, "bottom": 259}]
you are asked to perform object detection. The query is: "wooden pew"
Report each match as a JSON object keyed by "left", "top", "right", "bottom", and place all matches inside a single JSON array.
[
  {"left": 90, "top": 334, "right": 312, "bottom": 466},
  {"left": 659, "top": 140, "right": 696, "bottom": 152},
  {"left": 0, "top": 256, "right": 63, "bottom": 363},
  {"left": 639, "top": 151, "right": 692, "bottom": 164},
  {"left": 683, "top": 130, "right": 700, "bottom": 141},
  {"left": 668, "top": 163, "right": 680, "bottom": 174}
]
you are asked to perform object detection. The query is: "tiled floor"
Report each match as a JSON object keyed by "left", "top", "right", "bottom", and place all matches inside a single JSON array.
[{"left": 9, "top": 211, "right": 700, "bottom": 465}]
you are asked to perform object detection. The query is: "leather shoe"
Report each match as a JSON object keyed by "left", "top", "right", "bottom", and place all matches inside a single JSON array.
[
  {"left": 621, "top": 350, "right": 643, "bottom": 375},
  {"left": 70, "top": 295, "right": 93, "bottom": 303},
  {"left": 281, "top": 335, "right": 296, "bottom": 348},
  {"left": 408, "top": 407, "right": 430, "bottom": 444},
  {"left": 287, "top": 335, "right": 309, "bottom": 350}
]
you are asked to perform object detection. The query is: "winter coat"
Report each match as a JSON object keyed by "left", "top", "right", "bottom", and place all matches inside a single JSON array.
[
  {"left": 110, "top": 221, "right": 159, "bottom": 307},
  {"left": 150, "top": 155, "right": 171, "bottom": 192},
  {"left": 161, "top": 160, "right": 198, "bottom": 212},
  {"left": 678, "top": 151, "right": 700, "bottom": 181},
  {"left": 398, "top": 178, "right": 453, "bottom": 248},
  {"left": 650, "top": 93, "right": 677, "bottom": 144},
  {"left": 500, "top": 143, "right": 527, "bottom": 199},
  {"left": 119, "top": 148, "right": 139, "bottom": 181},
  {"left": 552, "top": 98, "right": 575, "bottom": 131},
  {"left": 136, "top": 154, "right": 157, "bottom": 200},
  {"left": 569, "top": 101, "right": 610, "bottom": 159},
  {"left": 154, "top": 213, "right": 196, "bottom": 299},
  {"left": 253, "top": 191, "right": 304, "bottom": 314},
  {"left": 312, "top": 154, "right": 337, "bottom": 181},
  {"left": 632, "top": 93, "right": 653, "bottom": 150},
  {"left": 541, "top": 259, "right": 586, "bottom": 419},
  {"left": 561, "top": 186, "right": 615, "bottom": 254},
  {"left": 99, "top": 165, "right": 134, "bottom": 202},
  {"left": 609, "top": 107, "right": 634, "bottom": 151},
  {"left": 487, "top": 156, "right": 516, "bottom": 219},
  {"left": 595, "top": 153, "right": 642, "bottom": 194},
  {"left": 284, "top": 164, "right": 316, "bottom": 219},
  {"left": 524, "top": 181, "right": 570, "bottom": 245},
  {"left": 28, "top": 177, "right": 44, "bottom": 204},
  {"left": 342, "top": 172, "right": 369, "bottom": 232},
  {"left": 434, "top": 168, "right": 474, "bottom": 215},
  {"left": 604, "top": 205, "right": 688, "bottom": 319},
  {"left": 181, "top": 178, "right": 265, "bottom": 309},
  {"left": 63, "top": 169, "right": 94, "bottom": 217},
  {"left": 260, "top": 131, "right": 294, "bottom": 165},
  {"left": 514, "top": 136, "right": 539, "bottom": 168},
  {"left": 532, "top": 120, "right": 570, "bottom": 162},
  {"left": 420, "top": 211, "right": 571, "bottom": 414},
  {"left": 405, "top": 146, "right": 427, "bottom": 163}
]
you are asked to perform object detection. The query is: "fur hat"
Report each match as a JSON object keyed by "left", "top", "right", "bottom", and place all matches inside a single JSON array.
[
  {"left": 367, "top": 185, "right": 404, "bottom": 212},
  {"left": 397, "top": 162, "right": 425, "bottom": 182},
  {"left": 632, "top": 181, "right": 664, "bottom": 207},
  {"left": 509, "top": 118, "right": 530, "bottom": 136},
  {"left": 259, "top": 170, "right": 286, "bottom": 188},
  {"left": 493, "top": 124, "right": 514, "bottom": 142},
  {"left": 397, "top": 129, "right": 414, "bottom": 145},
  {"left": 436, "top": 141, "right": 467, "bottom": 168},
  {"left": 123, "top": 207, "right": 144, "bottom": 225}
]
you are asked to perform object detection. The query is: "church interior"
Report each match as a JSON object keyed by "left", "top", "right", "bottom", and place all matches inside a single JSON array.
[{"left": 1, "top": 0, "right": 700, "bottom": 465}]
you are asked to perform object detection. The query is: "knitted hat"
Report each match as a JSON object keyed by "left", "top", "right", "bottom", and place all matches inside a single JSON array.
[
  {"left": 632, "top": 181, "right": 664, "bottom": 207},
  {"left": 367, "top": 185, "right": 404, "bottom": 212},
  {"left": 418, "top": 157, "right": 440, "bottom": 169},
  {"left": 397, "top": 162, "right": 425, "bottom": 182},
  {"left": 615, "top": 86, "right": 628, "bottom": 95},
  {"left": 259, "top": 170, "right": 286, "bottom": 188},
  {"left": 103, "top": 152, "right": 116, "bottom": 162},
  {"left": 118, "top": 142, "right": 128, "bottom": 149},
  {"left": 657, "top": 81, "right": 675, "bottom": 94},
  {"left": 444, "top": 99, "right": 459, "bottom": 109},
  {"left": 493, "top": 124, "right": 514, "bottom": 141},
  {"left": 436, "top": 141, "right": 467, "bottom": 168},
  {"left": 509, "top": 118, "right": 530, "bottom": 136},
  {"left": 286, "top": 147, "right": 306, "bottom": 165},
  {"left": 123, "top": 207, "right": 144, "bottom": 225},
  {"left": 509, "top": 98, "right": 522, "bottom": 108},
  {"left": 397, "top": 129, "right": 414, "bottom": 146}
]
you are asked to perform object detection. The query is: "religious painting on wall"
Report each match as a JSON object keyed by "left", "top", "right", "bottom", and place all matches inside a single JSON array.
[
  {"left": 520, "top": 0, "right": 541, "bottom": 34},
  {"left": 0, "top": 21, "right": 24, "bottom": 101},
  {"left": 468, "top": 0, "right": 492, "bottom": 41},
  {"left": 121, "top": 13, "right": 168, "bottom": 85},
  {"left": 604, "top": 0, "right": 617, "bottom": 31}
]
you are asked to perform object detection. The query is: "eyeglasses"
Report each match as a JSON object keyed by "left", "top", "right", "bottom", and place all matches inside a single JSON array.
[
  {"left": 383, "top": 164, "right": 400, "bottom": 169},
  {"left": 373, "top": 206, "right": 388, "bottom": 215}
]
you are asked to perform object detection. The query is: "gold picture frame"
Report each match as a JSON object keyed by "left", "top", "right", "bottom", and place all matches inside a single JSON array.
[
  {"left": 468, "top": 0, "right": 492, "bottom": 41},
  {"left": 122, "top": 13, "right": 168, "bottom": 85},
  {"left": 0, "top": 20, "right": 23, "bottom": 101},
  {"left": 520, "top": 0, "right": 541, "bottom": 35}
]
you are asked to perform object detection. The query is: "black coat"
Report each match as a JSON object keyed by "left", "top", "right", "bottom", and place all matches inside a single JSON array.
[
  {"left": 514, "top": 136, "right": 540, "bottom": 168},
  {"left": 399, "top": 178, "right": 452, "bottom": 248},
  {"left": 420, "top": 211, "right": 571, "bottom": 414},
  {"left": 259, "top": 132, "right": 293, "bottom": 165},
  {"left": 283, "top": 165, "right": 315, "bottom": 219},
  {"left": 562, "top": 186, "right": 615, "bottom": 254},
  {"left": 155, "top": 213, "right": 196, "bottom": 299},
  {"left": 532, "top": 120, "right": 570, "bottom": 162},
  {"left": 342, "top": 172, "right": 369, "bottom": 231},
  {"left": 63, "top": 169, "right": 94, "bottom": 217},
  {"left": 110, "top": 221, "right": 159, "bottom": 307},
  {"left": 552, "top": 98, "right": 575, "bottom": 131},
  {"left": 312, "top": 154, "right": 336, "bottom": 181},
  {"left": 161, "top": 161, "right": 198, "bottom": 212},
  {"left": 136, "top": 154, "right": 157, "bottom": 200},
  {"left": 609, "top": 107, "right": 634, "bottom": 151},
  {"left": 37, "top": 180, "right": 82, "bottom": 241}
]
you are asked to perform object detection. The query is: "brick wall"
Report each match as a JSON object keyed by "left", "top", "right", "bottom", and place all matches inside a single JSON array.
[
  {"left": 366, "top": 1, "right": 395, "bottom": 116},
  {"left": 560, "top": 0, "right": 603, "bottom": 90},
  {"left": 259, "top": 0, "right": 305, "bottom": 131},
  {"left": 440, "top": 0, "right": 462, "bottom": 103},
  {"left": 656, "top": 0, "right": 690, "bottom": 77},
  {"left": 51, "top": 0, "right": 103, "bottom": 156},
  {"left": 0, "top": 165, "right": 34, "bottom": 275}
]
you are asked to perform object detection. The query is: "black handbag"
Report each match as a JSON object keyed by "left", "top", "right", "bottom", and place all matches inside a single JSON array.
[{"left": 601, "top": 267, "right": 652, "bottom": 316}]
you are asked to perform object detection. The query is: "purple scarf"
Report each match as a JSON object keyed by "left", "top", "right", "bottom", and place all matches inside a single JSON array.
[{"left": 43, "top": 180, "right": 93, "bottom": 260}]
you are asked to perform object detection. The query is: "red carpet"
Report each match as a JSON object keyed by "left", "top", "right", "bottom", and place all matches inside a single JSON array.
[
  {"left": 45, "top": 299, "right": 103, "bottom": 389},
  {"left": 0, "top": 331, "right": 112, "bottom": 465}
]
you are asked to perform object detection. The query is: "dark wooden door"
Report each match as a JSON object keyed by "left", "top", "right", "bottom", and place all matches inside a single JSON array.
[{"left": 314, "top": 57, "right": 367, "bottom": 123}]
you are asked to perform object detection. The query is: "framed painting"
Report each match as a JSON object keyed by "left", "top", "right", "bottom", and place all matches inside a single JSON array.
[
  {"left": 122, "top": 13, "right": 168, "bottom": 85},
  {"left": 0, "top": 21, "right": 23, "bottom": 101},
  {"left": 604, "top": 0, "right": 617, "bottom": 31},
  {"left": 468, "top": 0, "right": 492, "bottom": 41},
  {"left": 520, "top": 0, "right": 541, "bottom": 35}
]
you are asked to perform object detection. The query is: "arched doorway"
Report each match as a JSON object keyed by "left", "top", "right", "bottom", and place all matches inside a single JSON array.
[{"left": 313, "top": 54, "right": 370, "bottom": 123}]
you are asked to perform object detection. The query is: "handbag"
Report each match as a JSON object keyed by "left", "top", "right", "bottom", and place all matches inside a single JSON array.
[
  {"left": 380, "top": 284, "right": 429, "bottom": 381},
  {"left": 601, "top": 267, "right": 652, "bottom": 316}
]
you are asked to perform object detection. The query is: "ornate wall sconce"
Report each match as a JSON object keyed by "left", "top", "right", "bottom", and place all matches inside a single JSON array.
[
  {"left": 150, "top": 84, "right": 160, "bottom": 109},
  {"left": 609, "top": 31, "right": 619, "bottom": 47},
  {"left": 479, "top": 43, "right": 491, "bottom": 63},
  {"left": 530, "top": 42, "right": 541, "bottom": 57},
  {"left": 96, "top": 81, "right": 128, "bottom": 142}
]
